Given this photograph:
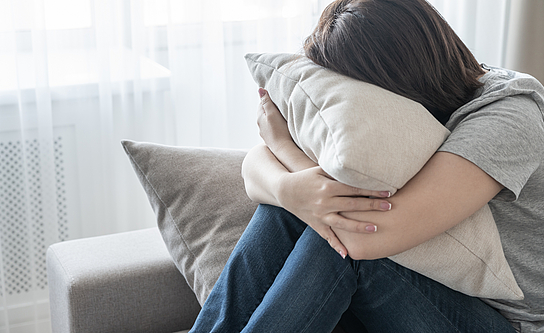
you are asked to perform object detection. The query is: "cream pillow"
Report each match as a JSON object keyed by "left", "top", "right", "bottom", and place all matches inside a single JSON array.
[{"left": 245, "top": 52, "right": 523, "bottom": 300}]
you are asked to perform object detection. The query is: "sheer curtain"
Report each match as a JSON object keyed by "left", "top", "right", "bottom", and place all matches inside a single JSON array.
[
  {"left": 428, "top": 0, "right": 510, "bottom": 67},
  {"left": 428, "top": 0, "right": 544, "bottom": 82},
  {"left": 1, "top": 0, "right": 542, "bottom": 332},
  {"left": 0, "top": 0, "right": 323, "bottom": 331}
]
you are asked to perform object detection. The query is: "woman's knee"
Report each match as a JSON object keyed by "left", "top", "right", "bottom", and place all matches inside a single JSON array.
[
  {"left": 253, "top": 204, "right": 306, "bottom": 232},
  {"left": 255, "top": 204, "right": 295, "bottom": 219}
]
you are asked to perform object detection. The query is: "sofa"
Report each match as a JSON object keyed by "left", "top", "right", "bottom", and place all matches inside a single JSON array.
[
  {"left": 46, "top": 227, "right": 200, "bottom": 333},
  {"left": 45, "top": 140, "right": 521, "bottom": 332},
  {"left": 46, "top": 143, "right": 347, "bottom": 333},
  {"left": 46, "top": 226, "right": 352, "bottom": 333}
]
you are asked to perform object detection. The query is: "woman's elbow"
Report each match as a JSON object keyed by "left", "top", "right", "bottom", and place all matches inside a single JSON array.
[
  {"left": 241, "top": 173, "right": 279, "bottom": 205},
  {"left": 345, "top": 245, "right": 384, "bottom": 261},
  {"left": 335, "top": 232, "right": 380, "bottom": 260},
  {"left": 339, "top": 232, "right": 401, "bottom": 261},
  {"left": 242, "top": 179, "right": 260, "bottom": 203},
  {"left": 241, "top": 157, "right": 258, "bottom": 200}
]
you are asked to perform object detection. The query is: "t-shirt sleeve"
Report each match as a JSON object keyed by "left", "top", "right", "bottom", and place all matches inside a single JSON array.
[{"left": 438, "top": 94, "right": 544, "bottom": 201}]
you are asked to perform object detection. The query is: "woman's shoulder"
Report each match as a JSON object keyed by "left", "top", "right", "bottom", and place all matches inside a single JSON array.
[
  {"left": 445, "top": 65, "right": 544, "bottom": 131},
  {"left": 437, "top": 66, "right": 544, "bottom": 202},
  {"left": 479, "top": 65, "right": 544, "bottom": 98}
]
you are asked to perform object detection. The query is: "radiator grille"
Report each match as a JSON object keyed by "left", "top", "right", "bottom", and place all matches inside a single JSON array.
[{"left": 0, "top": 137, "right": 68, "bottom": 296}]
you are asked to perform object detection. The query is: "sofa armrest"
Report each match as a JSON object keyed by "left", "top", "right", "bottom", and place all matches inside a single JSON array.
[{"left": 46, "top": 228, "right": 200, "bottom": 333}]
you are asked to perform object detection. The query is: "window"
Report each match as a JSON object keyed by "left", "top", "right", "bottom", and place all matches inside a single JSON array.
[
  {"left": 143, "top": 0, "right": 305, "bottom": 26},
  {"left": 0, "top": 0, "right": 91, "bottom": 32}
]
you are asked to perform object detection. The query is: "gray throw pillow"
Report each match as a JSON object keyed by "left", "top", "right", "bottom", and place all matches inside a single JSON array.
[{"left": 122, "top": 140, "right": 258, "bottom": 306}]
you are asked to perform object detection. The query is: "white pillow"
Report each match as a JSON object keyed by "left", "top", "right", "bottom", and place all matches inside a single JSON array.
[{"left": 245, "top": 52, "right": 523, "bottom": 300}]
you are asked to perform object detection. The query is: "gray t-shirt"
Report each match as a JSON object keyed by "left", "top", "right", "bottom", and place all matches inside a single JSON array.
[{"left": 438, "top": 65, "right": 544, "bottom": 333}]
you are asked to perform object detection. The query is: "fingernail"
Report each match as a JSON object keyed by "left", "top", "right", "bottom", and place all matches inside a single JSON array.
[
  {"left": 365, "top": 225, "right": 378, "bottom": 233},
  {"left": 258, "top": 88, "right": 266, "bottom": 98},
  {"left": 339, "top": 250, "right": 346, "bottom": 259},
  {"left": 380, "top": 202, "right": 392, "bottom": 210},
  {"left": 379, "top": 191, "right": 391, "bottom": 198}
]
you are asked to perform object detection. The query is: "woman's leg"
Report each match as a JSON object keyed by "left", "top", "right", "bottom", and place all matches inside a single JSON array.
[
  {"left": 237, "top": 227, "right": 516, "bottom": 333},
  {"left": 189, "top": 204, "right": 307, "bottom": 333},
  {"left": 242, "top": 226, "right": 355, "bottom": 333},
  {"left": 346, "top": 258, "right": 517, "bottom": 333},
  {"left": 192, "top": 204, "right": 516, "bottom": 333}
]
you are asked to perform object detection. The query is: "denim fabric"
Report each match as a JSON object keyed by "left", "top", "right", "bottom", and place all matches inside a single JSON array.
[{"left": 190, "top": 204, "right": 516, "bottom": 333}]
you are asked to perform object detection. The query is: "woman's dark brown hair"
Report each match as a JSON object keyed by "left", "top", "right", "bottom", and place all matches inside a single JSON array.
[{"left": 304, "top": 0, "right": 485, "bottom": 125}]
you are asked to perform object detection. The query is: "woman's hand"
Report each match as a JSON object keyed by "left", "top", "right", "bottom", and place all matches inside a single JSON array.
[
  {"left": 277, "top": 166, "right": 392, "bottom": 258},
  {"left": 257, "top": 88, "right": 293, "bottom": 155},
  {"left": 256, "top": 89, "right": 318, "bottom": 172}
]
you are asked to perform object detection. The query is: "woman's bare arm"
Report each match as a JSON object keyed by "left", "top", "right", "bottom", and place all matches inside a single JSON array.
[
  {"left": 244, "top": 90, "right": 503, "bottom": 260},
  {"left": 241, "top": 143, "right": 290, "bottom": 206},
  {"left": 334, "top": 151, "right": 503, "bottom": 259}
]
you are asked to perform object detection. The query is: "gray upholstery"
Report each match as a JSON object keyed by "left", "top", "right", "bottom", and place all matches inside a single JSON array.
[
  {"left": 46, "top": 228, "right": 200, "bottom": 333},
  {"left": 47, "top": 227, "right": 350, "bottom": 332}
]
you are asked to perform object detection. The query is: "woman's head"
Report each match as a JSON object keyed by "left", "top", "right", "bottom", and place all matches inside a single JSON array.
[{"left": 304, "top": 0, "right": 485, "bottom": 124}]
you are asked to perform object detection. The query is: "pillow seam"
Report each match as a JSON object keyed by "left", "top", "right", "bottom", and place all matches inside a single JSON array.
[
  {"left": 250, "top": 56, "right": 307, "bottom": 88},
  {"left": 254, "top": 57, "right": 352, "bottom": 175},
  {"left": 297, "top": 81, "right": 374, "bottom": 184},
  {"left": 444, "top": 229, "right": 522, "bottom": 297}
]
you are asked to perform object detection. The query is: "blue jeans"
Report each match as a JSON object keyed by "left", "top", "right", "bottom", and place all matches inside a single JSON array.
[{"left": 190, "top": 204, "right": 515, "bottom": 333}]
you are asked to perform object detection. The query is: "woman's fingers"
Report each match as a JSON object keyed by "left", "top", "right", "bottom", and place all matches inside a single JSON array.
[
  {"left": 314, "top": 168, "right": 392, "bottom": 198},
  {"left": 258, "top": 88, "right": 281, "bottom": 119},
  {"left": 324, "top": 213, "right": 378, "bottom": 234},
  {"left": 326, "top": 196, "right": 392, "bottom": 212},
  {"left": 312, "top": 214, "right": 377, "bottom": 258},
  {"left": 256, "top": 88, "right": 293, "bottom": 151},
  {"left": 314, "top": 176, "right": 392, "bottom": 212},
  {"left": 259, "top": 87, "right": 272, "bottom": 107},
  {"left": 314, "top": 225, "right": 349, "bottom": 259}
]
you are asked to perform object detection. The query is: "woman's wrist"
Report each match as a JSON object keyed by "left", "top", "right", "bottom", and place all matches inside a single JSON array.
[
  {"left": 242, "top": 143, "right": 290, "bottom": 206},
  {"left": 268, "top": 140, "right": 317, "bottom": 173},
  {"left": 275, "top": 171, "right": 293, "bottom": 207}
]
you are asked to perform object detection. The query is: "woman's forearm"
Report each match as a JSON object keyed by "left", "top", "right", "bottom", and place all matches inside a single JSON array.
[
  {"left": 330, "top": 152, "right": 503, "bottom": 260},
  {"left": 242, "top": 141, "right": 317, "bottom": 205},
  {"left": 241, "top": 143, "right": 288, "bottom": 206},
  {"left": 269, "top": 140, "right": 317, "bottom": 172}
]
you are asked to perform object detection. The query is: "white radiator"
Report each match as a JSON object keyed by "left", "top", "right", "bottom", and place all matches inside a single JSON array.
[{"left": 0, "top": 126, "right": 79, "bottom": 333}]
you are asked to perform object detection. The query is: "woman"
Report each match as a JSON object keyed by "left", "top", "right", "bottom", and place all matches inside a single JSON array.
[{"left": 190, "top": 0, "right": 544, "bottom": 332}]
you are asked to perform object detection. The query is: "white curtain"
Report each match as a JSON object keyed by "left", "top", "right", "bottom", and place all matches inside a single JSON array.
[
  {"left": 0, "top": 0, "right": 541, "bottom": 332},
  {"left": 428, "top": 0, "right": 544, "bottom": 82},
  {"left": 428, "top": 0, "right": 510, "bottom": 67},
  {"left": 0, "top": 0, "right": 323, "bottom": 331}
]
